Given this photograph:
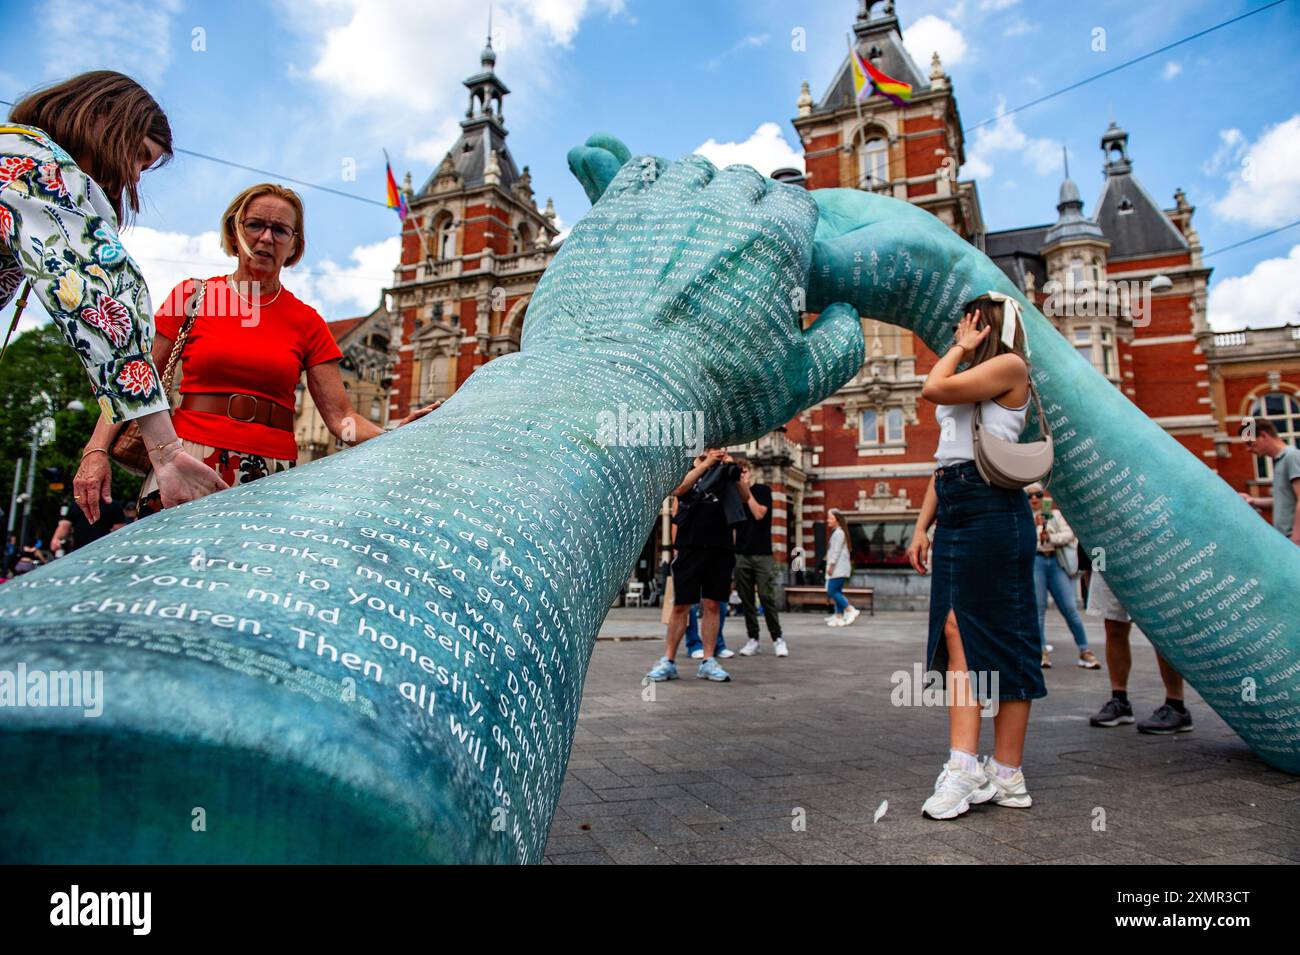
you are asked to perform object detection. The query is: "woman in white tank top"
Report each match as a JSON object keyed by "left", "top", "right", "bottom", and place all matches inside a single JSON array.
[{"left": 904, "top": 294, "right": 1046, "bottom": 820}]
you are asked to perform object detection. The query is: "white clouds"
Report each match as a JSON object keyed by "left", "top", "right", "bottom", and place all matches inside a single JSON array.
[
  {"left": 979, "top": 0, "right": 1021, "bottom": 9},
  {"left": 405, "top": 117, "right": 465, "bottom": 167},
  {"left": 291, "top": 237, "right": 402, "bottom": 318},
  {"left": 1211, "top": 115, "right": 1300, "bottom": 228},
  {"left": 903, "top": 15, "right": 967, "bottom": 67},
  {"left": 703, "top": 33, "right": 769, "bottom": 72},
  {"left": 120, "top": 226, "right": 230, "bottom": 311},
  {"left": 293, "top": 0, "right": 618, "bottom": 117},
  {"left": 1004, "top": 18, "right": 1036, "bottom": 38},
  {"left": 1203, "top": 128, "right": 1245, "bottom": 176},
  {"left": 1162, "top": 60, "right": 1183, "bottom": 80},
  {"left": 45, "top": 0, "right": 181, "bottom": 85},
  {"left": 1208, "top": 244, "right": 1300, "bottom": 331},
  {"left": 962, "top": 97, "right": 1061, "bottom": 181},
  {"left": 693, "top": 122, "right": 805, "bottom": 177}
]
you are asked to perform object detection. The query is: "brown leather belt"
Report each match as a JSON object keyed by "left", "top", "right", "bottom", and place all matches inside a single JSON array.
[{"left": 180, "top": 392, "right": 294, "bottom": 432}]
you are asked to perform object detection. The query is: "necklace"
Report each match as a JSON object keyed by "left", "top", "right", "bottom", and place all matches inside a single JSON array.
[{"left": 227, "top": 274, "right": 283, "bottom": 308}]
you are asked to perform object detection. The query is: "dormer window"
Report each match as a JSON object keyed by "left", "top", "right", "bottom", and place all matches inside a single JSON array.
[{"left": 1118, "top": 197, "right": 1134, "bottom": 214}]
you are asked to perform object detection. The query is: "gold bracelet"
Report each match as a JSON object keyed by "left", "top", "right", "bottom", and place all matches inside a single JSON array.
[{"left": 81, "top": 447, "right": 109, "bottom": 461}]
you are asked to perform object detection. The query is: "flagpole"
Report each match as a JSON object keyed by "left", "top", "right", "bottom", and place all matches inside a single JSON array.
[
  {"left": 386, "top": 149, "right": 431, "bottom": 262},
  {"left": 847, "top": 33, "right": 865, "bottom": 189}
]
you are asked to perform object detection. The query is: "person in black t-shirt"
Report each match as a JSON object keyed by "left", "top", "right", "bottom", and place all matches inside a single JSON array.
[
  {"left": 644, "top": 449, "right": 754, "bottom": 684},
  {"left": 51, "top": 498, "right": 127, "bottom": 556},
  {"left": 733, "top": 457, "right": 788, "bottom": 657}
]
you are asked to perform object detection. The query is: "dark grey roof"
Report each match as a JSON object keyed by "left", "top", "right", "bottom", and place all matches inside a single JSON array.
[
  {"left": 986, "top": 225, "right": 1049, "bottom": 293},
  {"left": 1044, "top": 177, "right": 1105, "bottom": 246},
  {"left": 815, "top": 23, "right": 929, "bottom": 113},
  {"left": 418, "top": 118, "right": 520, "bottom": 195},
  {"left": 1093, "top": 171, "right": 1188, "bottom": 259}
]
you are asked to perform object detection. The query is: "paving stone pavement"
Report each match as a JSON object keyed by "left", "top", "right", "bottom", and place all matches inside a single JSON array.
[{"left": 543, "top": 607, "right": 1300, "bottom": 865}]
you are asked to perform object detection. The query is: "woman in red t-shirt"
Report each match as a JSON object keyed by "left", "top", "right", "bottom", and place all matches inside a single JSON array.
[{"left": 75, "top": 182, "right": 438, "bottom": 517}]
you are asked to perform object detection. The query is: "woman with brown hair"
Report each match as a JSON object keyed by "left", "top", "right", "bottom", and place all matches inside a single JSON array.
[
  {"left": 0, "top": 71, "right": 227, "bottom": 509},
  {"left": 74, "top": 182, "right": 439, "bottom": 518},
  {"left": 905, "top": 293, "right": 1046, "bottom": 820}
]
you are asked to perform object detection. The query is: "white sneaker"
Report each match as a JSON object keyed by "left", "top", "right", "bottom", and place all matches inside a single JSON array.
[
  {"left": 739, "top": 639, "right": 760, "bottom": 656},
  {"left": 843, "top": 605, "right": 861, "bottom": 625},
  {"left": 826, "top": 615, "right": 844, "bottom": 627},
  {"left": 982, "top": 758, "right": 1032, "bottom": 808},
  {"left": 690, "top": 649, "right": 704, "bottom": 660},
  {"left": 774, "top": 638, "right": 789, "bottom": 657},
  {"left": 717, "top": 647, "right": 736, "bottom": 659},
  {"left": 823, "top": 614, "right": 839, "bottom": 624},
  {"left": 922, "top": 759, "right": 996, "bottom": 820}
]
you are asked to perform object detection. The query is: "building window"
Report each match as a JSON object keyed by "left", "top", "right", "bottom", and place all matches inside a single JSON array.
[
  {"left": 847, "top": 519, "right": 913, "bottom": 568},
  {"left": 861, "top": 409, "right": 878, "bottom": 445},
  {"left": 1069, "top": 258, "right": 1086, "bottom": 287},
  {"left": 1100, "top": 329, "right": 1116, "bottom": 377},
  {"left": 884, "top": 407, "right": 904, "bottom": 442},
  {"left": 1250, "top": 392, "right": 1300, "bottom": 481},
  {"left": 861, "top": 407, "right": 905, "bottom": 446},
  {"left": 1073, "top": 326, "right": 1091, "bottom": 364},
  {"left": 436, "top": 215, "right": 456, "bottom": 259},
  {"left": 860, "top": 137, "right": 889, "bottom": 192}
]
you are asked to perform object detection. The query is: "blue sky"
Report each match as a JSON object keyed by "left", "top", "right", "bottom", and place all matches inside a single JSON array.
[{"left": 3, "top": 0, "right": 1299, "bottom": 331}]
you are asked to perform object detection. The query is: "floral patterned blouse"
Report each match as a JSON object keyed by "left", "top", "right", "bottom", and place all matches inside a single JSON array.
[{"left": 0, "top": 123, "right": 166, "bottom": 424}]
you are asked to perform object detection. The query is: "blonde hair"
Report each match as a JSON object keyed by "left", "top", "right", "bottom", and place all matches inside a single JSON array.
[{"left": 221, "top": 183, "right": 306, "bottom": 267}]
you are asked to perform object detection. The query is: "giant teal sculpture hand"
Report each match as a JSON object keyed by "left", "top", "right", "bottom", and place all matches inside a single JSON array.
[
  {"left": 575, "top": 134, "right": 1300, "bottom": 775},
  {"left": 0, "top": 147, "right": 864, "bottom": 863},
  {"left": 1, "top": 138, "right": 1296, "bottom": 867}
]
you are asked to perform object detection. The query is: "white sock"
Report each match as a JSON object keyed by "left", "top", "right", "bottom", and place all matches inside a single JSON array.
[
  {"left": 987, "top": 757, "right": 1020, "bottom": 780},
  {"left": 949, "top": 748, "right": 980, "bottom": 773}
]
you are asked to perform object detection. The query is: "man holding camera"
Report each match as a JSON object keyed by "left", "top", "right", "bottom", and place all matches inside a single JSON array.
[{"left": 645, "top": 449, "right": 751, "bottom": 683}]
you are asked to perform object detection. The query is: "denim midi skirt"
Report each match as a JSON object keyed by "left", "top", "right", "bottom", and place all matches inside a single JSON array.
[{"left": 926, "top": 461, "right": 1046, "bottom": 701}]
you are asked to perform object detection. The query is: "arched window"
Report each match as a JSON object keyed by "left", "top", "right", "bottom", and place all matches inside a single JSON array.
[
  {"left": 517, "top": 223, "right": 533, "bottom": 251},
  {"left": 436, "top": 214, "right": 456, "bottom": 260},
  {"left": 1250, "top": 392, "right": 1300, "bottom": 481},
  {"left": 859, "top": 136, "right": 889, "bottom": 192}
]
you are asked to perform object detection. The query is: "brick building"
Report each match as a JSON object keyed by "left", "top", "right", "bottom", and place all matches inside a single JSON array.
[{"left": 303, "top": 5, "right": 1299, "bottom": 603}]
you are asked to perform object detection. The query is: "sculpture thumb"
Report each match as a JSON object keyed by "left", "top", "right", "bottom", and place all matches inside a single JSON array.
[
  {"left": 566, "top": 133, "right": 631, "bottom": 204},
  {"left": 790, "top": 301, "right": 865, "bottom": 418}
]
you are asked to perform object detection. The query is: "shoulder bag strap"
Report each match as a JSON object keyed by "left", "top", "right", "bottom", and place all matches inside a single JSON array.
[{"left": 160, "top": 278, "right": 205, "bottom": 395}]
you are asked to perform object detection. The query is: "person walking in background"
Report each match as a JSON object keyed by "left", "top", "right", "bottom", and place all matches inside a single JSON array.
[
  {"left": 1027, "top": 483, "right": 1099, "bottom": 670},
  {"left": 906, "top": 296, "right": 1045, "bottom": 819},
  {"left": 1087, "top": 570, "right": 1193, "bottom": 734},
  {"left": 1239, "top": 417, "right": 1300, "bottom": 545},
  {"left": 789, "top": 546, "right": 806, "bottom": 585},
  {"left": 824, "top": 508, "right": 857, "bottom": 627},
  {"left": 734, "top": 457, "right": 789, "bottom": 657},
  {"left": 1, "top": 72, "right": 227, "bottom": 509}
]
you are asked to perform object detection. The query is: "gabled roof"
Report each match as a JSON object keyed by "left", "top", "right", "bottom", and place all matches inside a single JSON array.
[
  {"left": 418, "top": 119, "right": 521, "bottom": 195},
  {"left": 815, "top": 17, "right": 929, "bottom": 114},
  {"left": 1093, "top": 172, "right": 1188, "bottom": 259},
  {"left": 326, "top": 315, "right": 367, "bottom": 341}
]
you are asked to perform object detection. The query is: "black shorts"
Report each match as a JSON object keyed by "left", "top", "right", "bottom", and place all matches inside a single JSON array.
[{"left": 672, "top": 547, "right": 735, "bottom": 605}]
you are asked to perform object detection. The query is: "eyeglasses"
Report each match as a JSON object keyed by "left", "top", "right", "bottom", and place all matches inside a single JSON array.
[
  {"left": 1028, "top": 492, "right": 1044, "bottom": 499},
  {"left": 240, "top": 218, "right": 297, "bottom": 243}
]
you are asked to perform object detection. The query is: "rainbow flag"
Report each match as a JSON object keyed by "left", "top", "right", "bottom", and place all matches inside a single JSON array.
[
  {"left": 849, "top": 42, "right": 912, "bottom": 107},
  {"left": 384, "top": 151, "right": 408, "bottom": 221}
]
